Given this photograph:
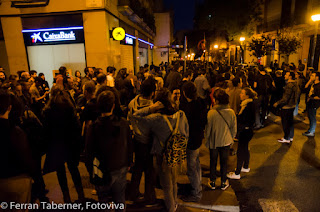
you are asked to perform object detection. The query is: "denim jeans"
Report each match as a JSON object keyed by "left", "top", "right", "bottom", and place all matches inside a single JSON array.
[
  {"left": 235, "top": 129, "right": 253, "bottom": 175},
  {"left": 209, "top": 146, "right": 230, "bottom": 183},
  {"left": 294, "top": 92, "right": 301, "bottom": 116},
  {"left": 187, "top": 148, "right": 202, "bottom": 198},
  {"left": 95, "top": 167, "right": 127, "bottom": 212},
  {"left": 156, "top": 155, "right": 177, "bottom": 212},
  {"left": 307, "top": 106, "right": 318, "bottom": 134},
  {"left": 255, "top": 95, "right": 269, "bottom": 126},
  {"left": 281, "top": 108, "right": 295, "bottom": 140},
  {"left": 129, "top": 141, "right": 155, "bottom": 202}
]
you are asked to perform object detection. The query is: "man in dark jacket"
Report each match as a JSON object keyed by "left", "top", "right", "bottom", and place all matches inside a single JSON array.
[
  {"left": 254, "top": 67, "right": 273, "bottom": 128},
  {"left": 86, "top": 90, "right": 133, "bottom": 210},
  {"left": 0, "top": 89, "right": 36, "bottom": 204},
  {"left": 165, "top": 63, "right": 182, "bottom": 91},
  {"left": 303, "top": 72, "right": 320, "bottom": 137},
  {"left": 180, "top": 82, "right": 207, "bottom": 202},
  {"left": 274, "top": 71, "right": 298, "bottom": 143}
]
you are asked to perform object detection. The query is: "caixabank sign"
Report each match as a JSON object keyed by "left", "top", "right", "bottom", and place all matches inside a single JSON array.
[{"left": 22, "top": 26, "right": 85, "bottom": 46}]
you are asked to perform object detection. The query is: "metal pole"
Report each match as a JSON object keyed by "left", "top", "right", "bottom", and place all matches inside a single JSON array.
[
  {"left": 240, "top": 43, "right": 243, "bottom": 64},
  {"left": 184, "top": 36, "right": 187, "bottom": 72},
  {"left": 311, "top": 22, "right": 318, "bottom": 68},
  {"left": 168, "top": 42, "right": 170, "bottom": 64}
]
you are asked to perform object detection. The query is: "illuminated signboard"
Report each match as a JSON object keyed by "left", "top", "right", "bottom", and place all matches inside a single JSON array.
[
  {"left": 119, "top": 34, "right": 135, "bottom": 46},
  {"left": 112, "top": 27, "right": 126, "bottom": 41},
  {"left": 22, "top": 26, "right": 84, "bottom": 46},
  {"left": 125, "top": 36, "right": 134, "bottom": 45}
]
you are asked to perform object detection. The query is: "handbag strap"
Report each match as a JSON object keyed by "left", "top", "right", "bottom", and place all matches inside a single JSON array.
[{"left": 216, "top": 109, "right": 232, "bottom": 136}]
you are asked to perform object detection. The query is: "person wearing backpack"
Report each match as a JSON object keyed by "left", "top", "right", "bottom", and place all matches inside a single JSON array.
[
  {"left": 133, "top": 88, "right": 189, "bottom": 212},
  {"left": 205, "top": 89, "right": 237, "bottom": 190},
  {"left": 273, "top": 71, "right": 298, "bottom": 143}
]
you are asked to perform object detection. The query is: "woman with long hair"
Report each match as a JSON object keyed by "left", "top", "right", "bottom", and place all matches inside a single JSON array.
[
  {"left": 133, "top": 88, "right": 189, "bottom": 212},
  {"left": 42, "top": 85, "right": 85, "bottom": 202},
  {"left": 227, "top": 87, "right": 256, "bottom": 180}
]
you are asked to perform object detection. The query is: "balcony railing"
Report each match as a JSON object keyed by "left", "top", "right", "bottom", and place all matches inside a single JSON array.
[
  {"left": 118, "top": 0, "right": 155, "bottom": 35},
  {"left": 11, "top": 0, "right": 50, "bottom": 8}
]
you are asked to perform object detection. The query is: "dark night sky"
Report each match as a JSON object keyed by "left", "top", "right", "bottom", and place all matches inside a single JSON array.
[{"left": 163, "top": 0, "right": 204, "bottom": 32}]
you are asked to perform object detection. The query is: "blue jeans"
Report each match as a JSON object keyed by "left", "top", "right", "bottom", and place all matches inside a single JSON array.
[
  {"left": 156, "top": 155, "right": 177, "bottom": 212},
  {"left": 294, "top": 92, "right": 301, "bottom": 116},
  {"left": 187, "top": 148, "right": 202, "bottom": 198},
  {"left": 307, "top": 106, "right": 318, "bottom": 134},
  {"left": 95, "top": 167, "right": 127, "bottom": 212}
]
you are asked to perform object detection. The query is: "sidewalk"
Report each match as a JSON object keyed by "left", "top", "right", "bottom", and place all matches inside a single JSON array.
[{"left": 42, "top": 144, "right": 240, "bottom": 212}]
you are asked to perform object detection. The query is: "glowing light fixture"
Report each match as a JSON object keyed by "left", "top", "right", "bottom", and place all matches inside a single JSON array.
[
  {"left": 311, "top": 14, "right": 320, "bottom": 22},
  {"left": 22, "top": 26, "right": 84, "bottom": 33}
]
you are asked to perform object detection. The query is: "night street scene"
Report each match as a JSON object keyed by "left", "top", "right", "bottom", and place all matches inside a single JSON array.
[{"left": 1, "top": 0, "right": 320, "bottom": 211}]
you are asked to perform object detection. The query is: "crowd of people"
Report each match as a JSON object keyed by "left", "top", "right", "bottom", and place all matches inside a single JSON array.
[{"left": 0, "top": 59, "right": 319, "bottom": 212}]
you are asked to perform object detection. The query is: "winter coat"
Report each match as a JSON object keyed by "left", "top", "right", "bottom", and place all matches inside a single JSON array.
[
  {"left": 85, "top": 115, "right": 133, "bottom": 174},
  {"left": 180, "top": 97, "right": 207, "bottom": 150},
  {"left": 205, "top": 104, "right": 237, "bottom": 149},
  {"left": 127, "top": 95, "right": 153, "bottom": 144},
  {"left": 276, "top": 81, "right": 298, "bottom": 109},
  {"left": 42, "top": 106, "right": 82, "bottom": 174},
  {"left": 133, "top": 108, "right": 189, "bottom": 155}
]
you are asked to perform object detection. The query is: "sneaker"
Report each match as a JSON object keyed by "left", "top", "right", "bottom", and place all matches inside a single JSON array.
[
  {"left": 227, "top": 172, "right": 241, "bottom": 180},
  {"left": 302, "top": 132, "right": 315, "bottom": 137},
  {"left": 181, "top": 195, "right": 201, "bottom": 202},
  {"left": 174, "top": 203, "right": 178, "bottom": 212},
  {"left": 241, "top": 167, "right": 250, "bottom": 173},
  {"left": 207, "top": 180, "right": 216, "bottom": 190},
  {"left": 221, "top": 180, "right": 230, "bottom": 190},
  {"left": 277, "top": 138, "right": 290, "bottom": 143},
  {"left": 290, "top": 138, "right": 293, "bottom": 142}
]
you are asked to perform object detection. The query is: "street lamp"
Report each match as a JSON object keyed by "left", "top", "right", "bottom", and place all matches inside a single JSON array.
[
  {"left": 214, "top": 45, "right": 219, "bottom": 49},
  {"left": 239, "top": 37, "right": 245, "bottom": 64},
  {"left": 311, "top": 14, "right": 320, "bottom": 68}
]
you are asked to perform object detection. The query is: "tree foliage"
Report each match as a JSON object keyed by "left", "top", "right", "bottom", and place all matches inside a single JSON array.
[
  {"left": 276, "top": 30, "right": 302, "bottom": 57},
  {"left": 247, "top": 34, "right": 273, "bottom": 59}
]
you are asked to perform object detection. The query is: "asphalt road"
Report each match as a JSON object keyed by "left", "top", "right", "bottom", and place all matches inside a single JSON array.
[
  {"left": 229, "top": 119, "right": 320, "bottom": 212},
  {"left": 42, "top": 111, "right": 320, "bottom": 212}
]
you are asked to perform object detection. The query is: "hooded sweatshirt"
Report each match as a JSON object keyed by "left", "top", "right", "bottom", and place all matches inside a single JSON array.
[
  {"left": 205, "top": 104, "right": 237, "bottom": 149},
  {"left": 127, "top": 95, "right": 153, "bottom": 144},
  {"left": 133, "top": 108, "right": 189, "bottom": 155}
]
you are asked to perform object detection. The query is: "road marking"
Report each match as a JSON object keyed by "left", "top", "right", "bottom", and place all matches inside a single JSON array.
[
  {"left": 259, "top": 199, "right": 299, "bottom": 212},
  {"left": 179, "top": 203, "right": 240, "bottom": 212}
]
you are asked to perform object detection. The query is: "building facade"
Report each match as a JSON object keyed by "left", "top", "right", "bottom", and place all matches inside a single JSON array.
[
  {"left": 245, "top": 0, "right": 320, "bottom": 71},
  {"left": 0, "top": 0, "right": 155, "bottom": 82},
  {"left": 153, "top": 12, "right": 174, "bottom": 66}
]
